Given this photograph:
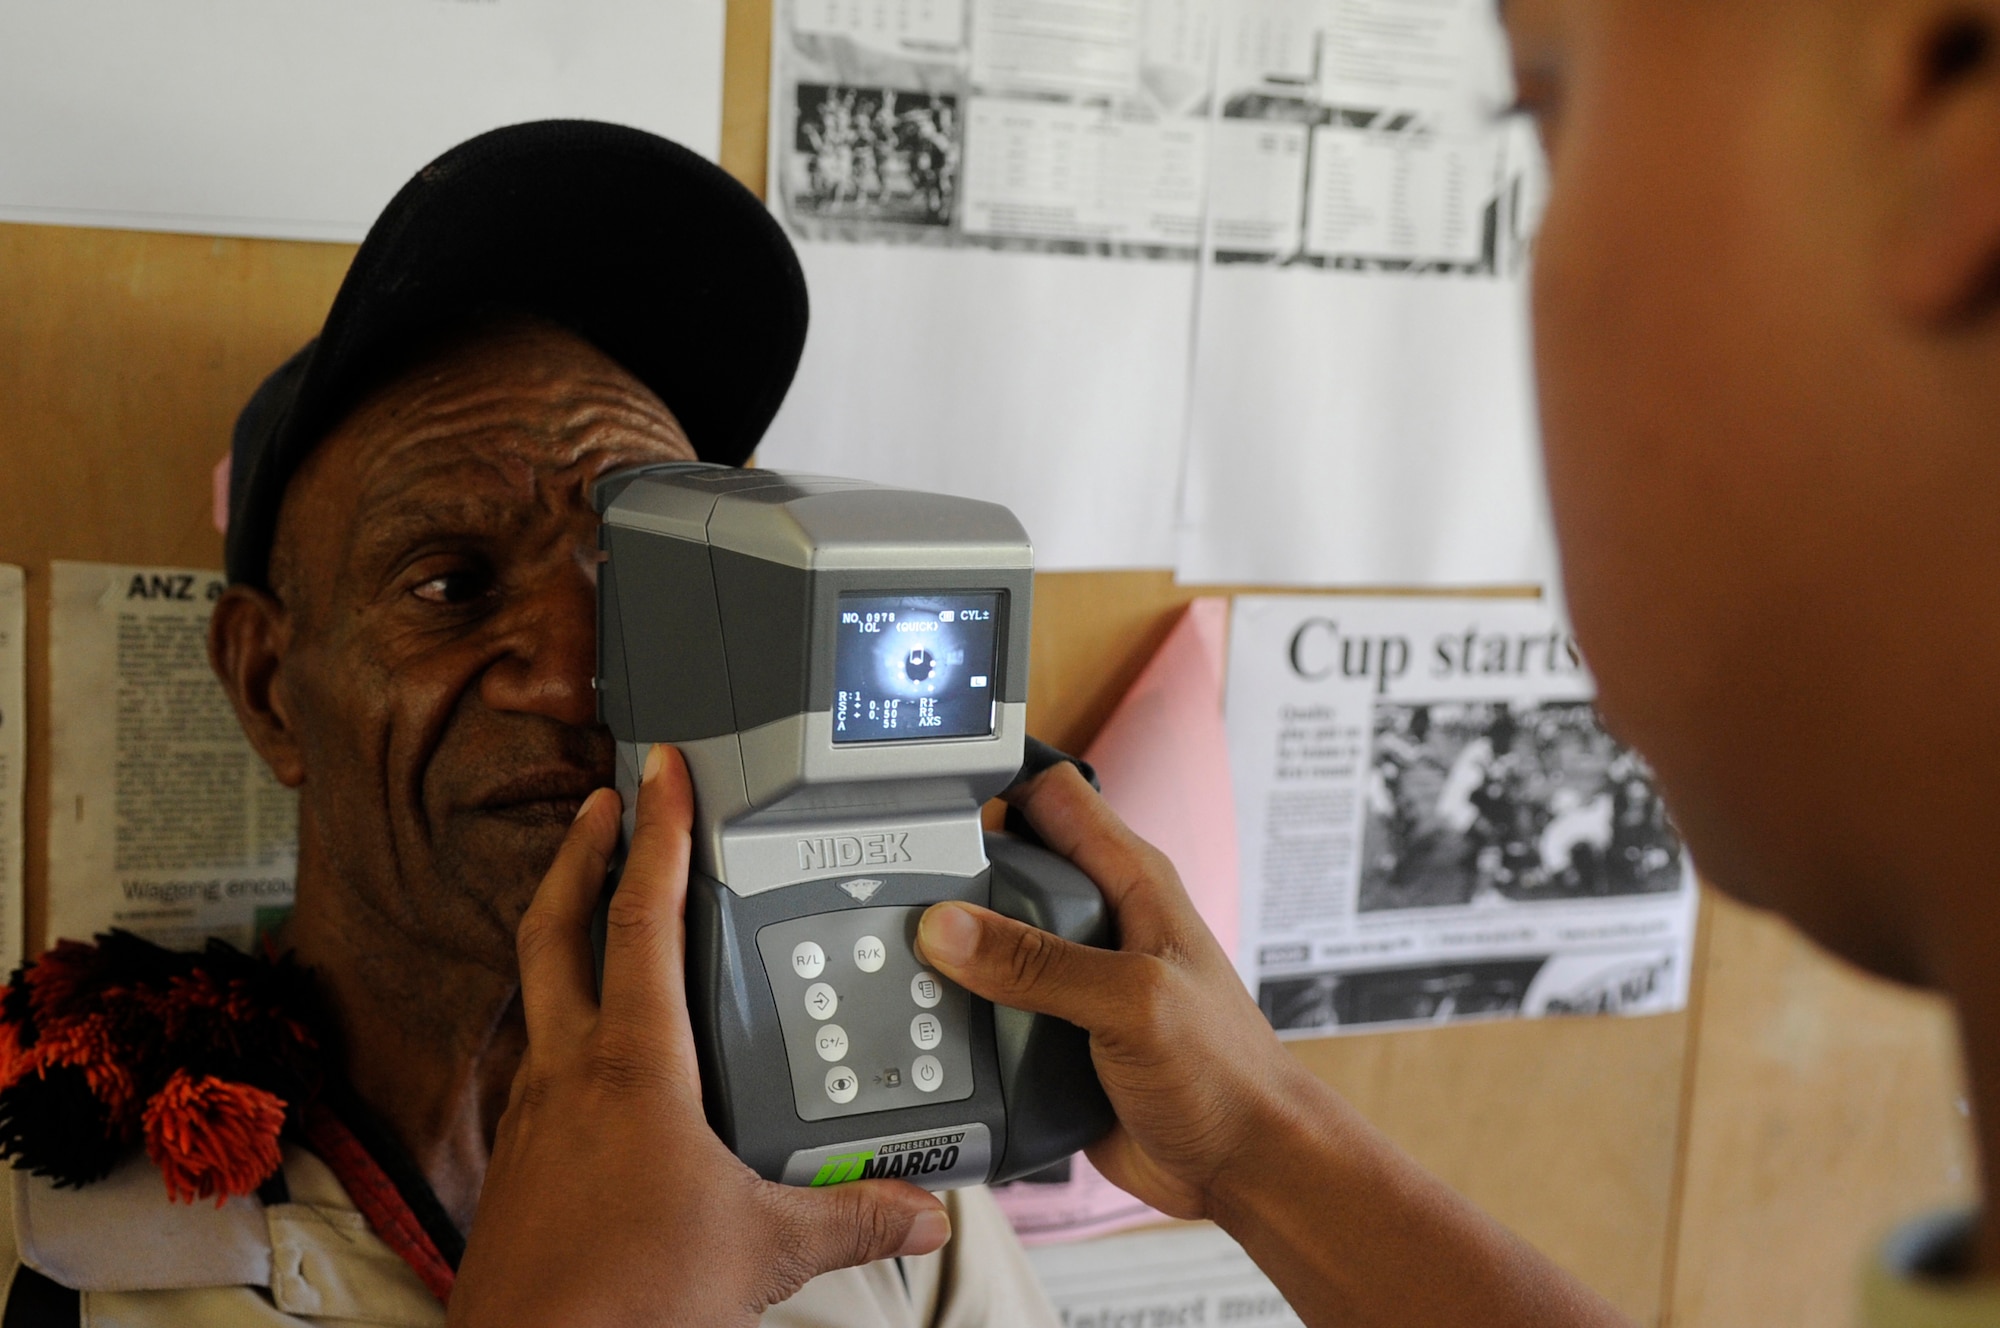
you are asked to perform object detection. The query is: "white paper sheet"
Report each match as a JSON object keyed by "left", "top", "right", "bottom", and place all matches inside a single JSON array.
[
  {"left": 1027, "top": 1223, "right": 1300, "bottom": 1324},
  {"left": 759, "top": 0, "right": 1200, "bottom": 569},
  {"left": 0, "top": 0, "right": 725, "bottom": 242},
  {"left": 765, "top": 0, "right": 1554, "bottom": 581},
  {"left": 47, "top": 563, "right": 298, "bottom": 952},
  {"left": 1177, "top": 5, "right": 1557, "bottom": 586},
  {"left": 1179, "top": 258, "right": 1556, "bottom": 585},
  {"left": 0, "top": 568, "right": 23, "bottom": 967},
  {"left": 1225, "top": 595, "right": 1696, "bottom": 1035},
  {"left": 761, "top": 245, "right": 1193, "bottom": 568}
]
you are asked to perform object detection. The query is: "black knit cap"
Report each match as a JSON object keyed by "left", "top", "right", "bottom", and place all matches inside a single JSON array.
[{"left": 224, "top": 119, "right": 808, "bottom": 587}]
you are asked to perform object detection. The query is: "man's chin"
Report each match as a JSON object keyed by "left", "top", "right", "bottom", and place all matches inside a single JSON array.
[{"left": 440, "top": 814, "right": 586, "bottom": 932}]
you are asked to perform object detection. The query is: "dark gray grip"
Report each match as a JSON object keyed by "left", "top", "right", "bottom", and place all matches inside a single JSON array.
[{"left": 983, "top": 833, "right": 1116, "bottom": 1182}]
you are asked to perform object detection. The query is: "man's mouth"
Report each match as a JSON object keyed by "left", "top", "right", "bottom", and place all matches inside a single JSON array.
[{"left": 471, "top": 769, "right": 607, "bottom": 826}]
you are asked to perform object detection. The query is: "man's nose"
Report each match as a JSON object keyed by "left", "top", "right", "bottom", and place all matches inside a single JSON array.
[{"left": 478, "top": 564, "right": 599, "bottom": 729}]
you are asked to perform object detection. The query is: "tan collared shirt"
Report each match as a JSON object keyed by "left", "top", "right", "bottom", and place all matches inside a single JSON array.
[{"left": 1, "top": 1146, "right": 1059, "bottom": 1327}]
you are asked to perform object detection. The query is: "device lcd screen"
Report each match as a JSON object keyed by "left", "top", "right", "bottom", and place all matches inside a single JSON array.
[{"left": 833, "top": 593, "right": 1002, "bottom": 743}]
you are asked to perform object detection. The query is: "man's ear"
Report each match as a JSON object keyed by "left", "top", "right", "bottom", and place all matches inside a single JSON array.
[
  {"left": 208, "top": 586, "right": 307, "bottom": 789},
  {"left": 1881, "top": 3, "right": 2000, "bottom": 322}
]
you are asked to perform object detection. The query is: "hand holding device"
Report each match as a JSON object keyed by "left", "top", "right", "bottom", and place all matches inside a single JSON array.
[
  {"left": 914, "top": 764, "right": 1634, "bottom": 1328},
  {"left": 916, "top": 760, "right": 1317, "bottom": 1222},
  {"left": 450, "top": 749, "right": 950, "bottom": 1328}
]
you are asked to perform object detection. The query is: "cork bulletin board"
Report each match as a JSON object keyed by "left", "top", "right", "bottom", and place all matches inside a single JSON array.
[{"left": 0, "top": 3, "right": 1972, "bottom": 1319}]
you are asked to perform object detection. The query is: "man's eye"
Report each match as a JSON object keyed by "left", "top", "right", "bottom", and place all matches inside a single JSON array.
[{"left": 410, "top": 568, "right": 494, "bottom": 606}]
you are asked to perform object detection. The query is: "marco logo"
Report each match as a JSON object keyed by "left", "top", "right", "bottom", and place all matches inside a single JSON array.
[
  {"left": 810, "top": 1136, "right": 966, "bottom": 1187},
  {"left": 797, "top": 832, "right": 911, "bottom": 872},
  {"left": 810, "top": 1151, "right": 876, "bottom": 1187}
]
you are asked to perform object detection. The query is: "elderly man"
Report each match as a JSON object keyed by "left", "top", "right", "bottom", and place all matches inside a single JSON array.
[{"left": 0, "top": 122, "right": 1057, "bottom": 1326}]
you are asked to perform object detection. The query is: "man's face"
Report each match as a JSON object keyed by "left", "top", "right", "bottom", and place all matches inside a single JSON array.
[
  {"left": 1502, "top": 0, "right": 2000, "bottom": 979},
  {"left": 266, "top": 321, "right": 694, "bottom": 975}
]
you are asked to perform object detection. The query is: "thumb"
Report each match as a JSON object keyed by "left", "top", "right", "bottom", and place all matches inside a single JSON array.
[
  {"left": 917, "top": 901, "right": 1139, "bottom": 1030},
  {"left": 762, "top": 1182, "right": 952, "bottom": 1298}
]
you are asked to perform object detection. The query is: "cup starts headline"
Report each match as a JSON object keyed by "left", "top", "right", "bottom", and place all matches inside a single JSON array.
[{"left": 1286, "top": 617, "right": 1585, "bottom": 694}]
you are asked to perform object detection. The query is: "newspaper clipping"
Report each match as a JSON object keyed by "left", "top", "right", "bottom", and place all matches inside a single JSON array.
[
  {"left": 764, "top": 0, "right": 1557, "bottom": 587},
  {"left": 1027, "top": 1223, "right": 1300, "bottom": 1325},
  {"left": 47, "top": 562, "right": 297, "bottom": 952},
  {"left": 1226, "top": 596, "right": 1696, "bottom": 1036},
  {"left": 770, "top": 0, "right": 1533, "bottom": 268},
  {"left": 0, "top": 567, "right": 23, "bottom": 965}
]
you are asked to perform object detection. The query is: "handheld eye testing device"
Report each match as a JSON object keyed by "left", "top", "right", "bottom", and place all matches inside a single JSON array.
[{"left": 593, "top": 462, "right": 1115, "bottom": 1191}]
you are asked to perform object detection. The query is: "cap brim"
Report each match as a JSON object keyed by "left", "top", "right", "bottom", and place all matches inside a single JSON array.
[{"left": 228, "top": 120, "right": 805, "bottom": 585}]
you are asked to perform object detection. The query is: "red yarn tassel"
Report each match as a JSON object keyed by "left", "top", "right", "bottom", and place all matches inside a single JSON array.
[{"left": 141, "top": 1070, "right": 287, "bottom": 1206}]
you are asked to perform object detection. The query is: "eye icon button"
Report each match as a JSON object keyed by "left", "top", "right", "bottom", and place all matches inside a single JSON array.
[{"left": 825, "top": 1067, "right": 858, "bottom": 1104}]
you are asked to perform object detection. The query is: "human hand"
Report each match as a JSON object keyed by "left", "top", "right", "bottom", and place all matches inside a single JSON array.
[
  {"left": 449, "top": 744, "right": 951, "bottom": 1328},
  {"left": 917, "top": 763, "right": 1334, "bottom": 1224}
]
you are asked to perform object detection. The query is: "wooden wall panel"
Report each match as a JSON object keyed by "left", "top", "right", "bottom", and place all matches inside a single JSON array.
[
  {"left": 722, "top": 0, "right": 774, "bottom": 195},
  {"left": 1664, "top": 896, "right": 1974, "bottom": 1327}
]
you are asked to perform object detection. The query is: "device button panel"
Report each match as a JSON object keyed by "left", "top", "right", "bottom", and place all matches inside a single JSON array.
[{"left": 757, "top": 905, "right": 975, "bottom": 1121}]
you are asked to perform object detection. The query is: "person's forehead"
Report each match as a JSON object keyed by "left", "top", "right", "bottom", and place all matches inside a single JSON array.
[
  {"left": 346, "top": 416, "right": 686, "bottom": 548},
  {"left": 302, "top": 342, "right": 693, "bottom": 563}
]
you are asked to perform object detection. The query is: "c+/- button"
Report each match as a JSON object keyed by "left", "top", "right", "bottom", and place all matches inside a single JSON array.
[{"left": 814, "top": 1024, "right": 849, "bottom": 1062}]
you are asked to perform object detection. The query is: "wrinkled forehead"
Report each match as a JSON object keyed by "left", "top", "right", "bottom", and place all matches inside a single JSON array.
[{"left": 274, "top": 325, "right": 696, "bottom": 591}]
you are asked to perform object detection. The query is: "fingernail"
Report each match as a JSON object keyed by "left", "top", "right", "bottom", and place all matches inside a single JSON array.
[
  {"left": 895, "top": 1207, "right": 951, "bottom": 1257},
  {"left": 918, "top": 904, "right": 980, "bottom": 967},
  {"left": 573, "top": 789, "right": 601, "bottom": 822},
  {"left": 642, "top": 743, "right": 665, "bottom": 784}
]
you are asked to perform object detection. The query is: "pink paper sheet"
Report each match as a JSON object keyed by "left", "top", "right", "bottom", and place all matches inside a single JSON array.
[{"left": 992, "top": 597, "right": 1240, "bottom": 1243}]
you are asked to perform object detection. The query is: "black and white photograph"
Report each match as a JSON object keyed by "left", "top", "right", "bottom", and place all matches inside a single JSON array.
[
  {"left": 1257, "top": 958, "right": 1551, "bottom": 1033},
  {"left": 787, "top": 84, "right": 959, "bottom": 226},
  {"left": 1358, "top": 700, "right": 1683, "bottom": 912}
]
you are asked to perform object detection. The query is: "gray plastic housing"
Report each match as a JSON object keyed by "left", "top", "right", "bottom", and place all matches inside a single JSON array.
[{"left": 596, "top": 463, "right": 1034, "bottom": 895}]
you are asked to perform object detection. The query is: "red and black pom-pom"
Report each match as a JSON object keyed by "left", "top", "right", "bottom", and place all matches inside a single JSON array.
[{"left": 0, "top": 932, "right": 327, "bottom": 1204}]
